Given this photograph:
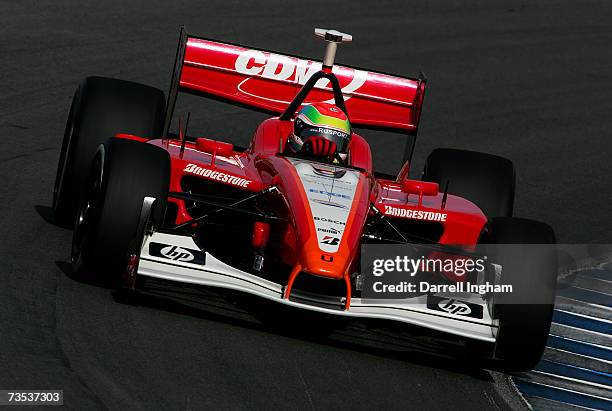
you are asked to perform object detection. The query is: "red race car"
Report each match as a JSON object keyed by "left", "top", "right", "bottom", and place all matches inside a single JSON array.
[{"left": 53, "top": 28, "right": 557, "bottom": 371}]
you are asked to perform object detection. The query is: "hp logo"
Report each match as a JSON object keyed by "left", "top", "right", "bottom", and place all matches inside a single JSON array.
[
  {"left": 438, "top": 299, "right": 472, "bottom": 316},
  {"left": 160, "top": 245, "right": 195, "bottom": 262}
]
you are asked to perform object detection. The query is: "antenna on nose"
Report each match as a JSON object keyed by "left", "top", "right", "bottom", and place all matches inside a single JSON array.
[{"left": 314, "top": 28, "right": 352, "bottom": 70}]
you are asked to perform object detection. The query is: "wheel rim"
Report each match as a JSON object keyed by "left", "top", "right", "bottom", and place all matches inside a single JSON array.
[{"left": 71, "top": 154, "right": 103, "bottom": 270}]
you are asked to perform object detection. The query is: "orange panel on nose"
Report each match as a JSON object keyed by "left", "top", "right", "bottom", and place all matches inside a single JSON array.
[{"left": 266, "top": 156, "right": 371, "bottom": 283}]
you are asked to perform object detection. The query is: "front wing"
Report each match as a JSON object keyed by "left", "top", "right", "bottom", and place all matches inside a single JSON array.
[{"left": 136, "top": 231, "right": 498, "bottom": 343}]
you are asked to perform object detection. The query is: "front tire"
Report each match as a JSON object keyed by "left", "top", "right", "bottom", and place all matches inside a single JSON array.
[
  {"left": 479, "top": 217, "right": 557, "bottom": 371},
  {"left": 72, "top": 138, "right": 170, "bottom": 283}
]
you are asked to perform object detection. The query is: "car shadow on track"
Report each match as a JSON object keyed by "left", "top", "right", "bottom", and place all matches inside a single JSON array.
[
  {"left": 55, "top": 259, "right": 495, "bottom": 381},
  {"left": 56, "top": 261, "right": 118, "bottom": 290},
  {"left": 35, "top": 205, "right": 73, "bottom": 229},
  {"left": 35, "top": 205, "right": 57, "bottom": 225},
  {"left": 141, "top": 284, "right": 495, "bottom": 380}
]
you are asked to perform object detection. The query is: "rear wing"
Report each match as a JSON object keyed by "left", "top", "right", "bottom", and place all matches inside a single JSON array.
[{"left": 164, "top": 28, "right": 426, "bottom": 138}]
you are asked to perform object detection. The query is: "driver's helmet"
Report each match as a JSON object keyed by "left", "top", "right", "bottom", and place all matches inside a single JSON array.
[{"left": 287, "top": 103, "right": 351, "bottom": 159}]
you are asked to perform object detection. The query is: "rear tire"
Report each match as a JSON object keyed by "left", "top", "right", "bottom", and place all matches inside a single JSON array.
[
  {"left": 423, "top": 148, "right": 515, "bottom": 218},
  {"left": 479, "top": 217, "right": 557, "bottom": 371},
  {"left": 53, "top": 77, "right": 165, "bottom": 226},
  {"left": 71, "top": 138, "right": 170, "bottom": 283}
]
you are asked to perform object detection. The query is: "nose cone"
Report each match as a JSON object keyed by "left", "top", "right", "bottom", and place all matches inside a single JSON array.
[{"left": 283, "top": 159, "right": 370, "bottom": 279}]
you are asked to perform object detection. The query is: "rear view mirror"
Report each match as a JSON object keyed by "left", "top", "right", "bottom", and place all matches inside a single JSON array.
[
  {"left": 195, "top": 138, "right": 234, "bottom": 166},
  {"left": 402, "top": 179, "right": 439, "bottom": 197}
]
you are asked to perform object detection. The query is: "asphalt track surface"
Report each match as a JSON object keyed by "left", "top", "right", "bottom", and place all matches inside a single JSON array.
[{"left": 1, "top": 1, "right": 611, "bottom": 409}]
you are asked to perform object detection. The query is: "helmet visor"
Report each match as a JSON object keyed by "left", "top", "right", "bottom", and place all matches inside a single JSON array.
[{"left": 299, "top": 127, "right": 351, "bottom": 154}]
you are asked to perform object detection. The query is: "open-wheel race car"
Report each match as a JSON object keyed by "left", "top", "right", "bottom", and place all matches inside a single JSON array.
[{"left": 53, "top": 28, "right": 558, "bottom": 371}]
